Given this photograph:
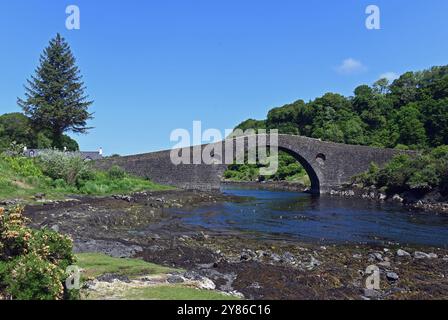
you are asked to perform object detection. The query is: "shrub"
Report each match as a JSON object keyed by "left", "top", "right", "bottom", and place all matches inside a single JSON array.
[
  {"left": 0, "top": 206, "right": 77, "bottom": 300},
  {"left": 107, "top": 165, "right": 126, "bottom": 180},
  {"left": 37, "top": 150, "right": 93, "bottom": 186},
  {"left": 2, "top": 156, "right": 43, "bottom": 178},
  {"left": 355, "top": 146, "right": 448, "bottom": 195},
  {"left": 2, "top": 253, "right": 65, "bottom": 300}
]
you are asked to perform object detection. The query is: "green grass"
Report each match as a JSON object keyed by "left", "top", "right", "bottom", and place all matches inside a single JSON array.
[
  {"left": 75, "top": 253, "right": 180, "bottom": 279},
  {"left": 76, "top": 253, "right": 239, "bottom": 300},
  {"left": 123, "top": 285, "right": 240, "bottom": 300},
  {"left": 0, "top": 156, "right": 171, "bottom": 202}
]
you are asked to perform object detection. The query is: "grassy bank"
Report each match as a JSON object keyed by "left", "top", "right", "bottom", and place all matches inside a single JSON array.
[
  {"left": 76, "top": 253, "right": 178, "bottom": 279},
  {"left": 76, "top": 253, "right": 239, "bottom": 300},
  {"left": 0, "top": 153, "right": 171, "bottom": 202}
]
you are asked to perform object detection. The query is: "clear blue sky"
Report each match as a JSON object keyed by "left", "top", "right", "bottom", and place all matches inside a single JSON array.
[{"left": 1, "top": 0, "right": 447, "bottom": 155}]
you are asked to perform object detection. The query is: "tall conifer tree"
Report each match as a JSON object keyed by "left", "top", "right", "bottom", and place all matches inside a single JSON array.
[{"left": 18, "top": 33, "right": 93, "bottom": 148}]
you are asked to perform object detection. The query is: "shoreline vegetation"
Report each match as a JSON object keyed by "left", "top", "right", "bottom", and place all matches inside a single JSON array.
[{"left": 0, "top": 150, "right": 171, "bottom": 204}]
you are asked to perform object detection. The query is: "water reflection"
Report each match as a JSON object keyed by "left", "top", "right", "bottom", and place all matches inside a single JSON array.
[{"left": 170, "top": 185, "right": 448, "bottom": 247}]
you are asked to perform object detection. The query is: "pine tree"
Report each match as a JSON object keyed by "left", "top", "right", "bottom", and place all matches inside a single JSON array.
[{"left": 18, "top": 33, "right": 93, "bottom": 149}]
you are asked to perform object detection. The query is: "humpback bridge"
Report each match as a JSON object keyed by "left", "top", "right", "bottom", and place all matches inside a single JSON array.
[{"left": 96, "top": 134, "right": 408, "bottom": 194}]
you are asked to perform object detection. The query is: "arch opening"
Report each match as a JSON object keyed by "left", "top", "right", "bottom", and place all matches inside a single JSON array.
[
  {"left": 221, "top": 145, "right": 320, "bottom": 195},
  {"left": 278, "top": 147, "right": 320, "bottom": 194}
]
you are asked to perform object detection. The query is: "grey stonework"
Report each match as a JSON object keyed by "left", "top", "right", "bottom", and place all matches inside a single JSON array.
[{"left": 95, "top": 134, "right": 414, "bottom": 194}]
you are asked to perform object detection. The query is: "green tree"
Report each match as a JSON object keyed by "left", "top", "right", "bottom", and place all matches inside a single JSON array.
[
  {"left": 0, "top": 113, "right": 33, "bottom": 150},
  {"left": 421, "top": 98, "right": 448, "bottom": 146},
  {"left": 395, "top": 103, "right": 427, "bottom": 148},
  {"left": 18, "top": 34, "right": 93, "bottom": 149}
]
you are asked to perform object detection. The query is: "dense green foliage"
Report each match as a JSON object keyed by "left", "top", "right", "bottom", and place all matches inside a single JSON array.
[
  {"left": 354, "top": 146, "right": 448, "bottom": 196},
  {"left": 0, "top": 113, "right": 79, "bottom": 152},
  {"left": 0, "top": 152, "right": 170, "bottom": 201},
  {"left": 17, "top": 33, "right": 93, "bottom": 149},
  {"left": 0, "top": 206, "right": 76, "bottom": 300},
  {"left": 224, "top": 151, "right": 310, "bottom": 185},
  {"left": 228, "top": 65, "right": 448, "bottom": 181}
]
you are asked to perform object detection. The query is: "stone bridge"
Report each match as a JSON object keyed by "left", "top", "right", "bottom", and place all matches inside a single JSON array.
[{"left": 95, "top": 134, "right": 409, "bottom": 194}]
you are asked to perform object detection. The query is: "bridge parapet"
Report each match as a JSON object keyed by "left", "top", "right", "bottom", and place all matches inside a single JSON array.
[{"left": 95, "top": 134, "right": 414, "bottom": 194}]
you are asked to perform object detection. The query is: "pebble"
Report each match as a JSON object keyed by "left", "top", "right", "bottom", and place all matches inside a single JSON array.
[
  {"left": 281, "top": 252, "right": 296, "bottom": 264},
  {"left": 306, "top": 256, "right": 321, "bottom": 270},
  {"left": 369, "top": 252, "right": 383, "bottom": 262},
  {"left": 248, "top": 282, "right": 262, "bottom": 289},
  {"left": 271, "top": 253, "right": 281, "bottom": 263}
]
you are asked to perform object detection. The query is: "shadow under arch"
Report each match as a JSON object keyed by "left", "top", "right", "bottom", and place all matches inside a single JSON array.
[
  {"left": 277, "top": 146, "right": 321, "bottom": 195},
  {"left": 219, "top": 137, "right": 321, "bottom": 195}
]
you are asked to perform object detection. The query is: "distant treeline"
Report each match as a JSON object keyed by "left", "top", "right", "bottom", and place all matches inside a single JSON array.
[{"left": 226, "top": 65, "right": 448, "bottom": 182}]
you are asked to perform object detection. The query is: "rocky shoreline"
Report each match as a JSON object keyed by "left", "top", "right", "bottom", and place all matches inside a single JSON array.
[
  {"left": 222, "top": 180, "right": 308, "bottom": 193},
  {"left": 222, "top": 180, "right": 448, "bottom": 214},
  {"left": 21, "top": 189, "right": 448, "bottom": 300},
  {"left": 328, "top": 185, "right": 448, "bottom": 215}
]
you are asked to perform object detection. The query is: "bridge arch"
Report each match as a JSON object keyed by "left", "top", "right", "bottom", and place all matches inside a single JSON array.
[
  {"left": 95, "top": 134, "right": 409, "bottom": 194},
  {"left": 277, "top": 146, "right": 321, "bottom": 194},
  {"left": 219, "top": 136, "right": 323, "bottom": 194}
]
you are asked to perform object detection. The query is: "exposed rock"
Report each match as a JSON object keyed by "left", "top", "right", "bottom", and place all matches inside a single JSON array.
[
  {"left": 378, "top": 261, "right": 391, "bottom": 268},
  {"left": 386, "top": 272, "right": 399, "bottom": 282},
  {"left": 167, "top": 275, "right": 185, "bottom": 284},
  {"left": 73, "top": 239, "right": 143, "bottom": 258},
  {"left": 97, "top": 273, "right": 130, "bottom": 283},
  {"left": 305, "top": 256, "right": 321, "bottom": 270},
  {"left": 270, "top": 253, "right": 281, "bottom": 263},
  {"left": 369, "top": 252, "right": 383, "bottom": 262},
  {"left": 392, "top": 195, "right": 404, "bottom": 203},
  {"left": 34, "top": 193, "right": 46, "bottom": 200},
  {"left": 192, "top": 231, "right": 209, "bottom": 241},
  {"left": 363, "top": 288, "right": 382, "bottom": 299},
  {"left": 183, "top": 270, "right": 203, "bottom": 281},
  {"left": 397, "top": 249, "right": 411, "bottom": 257},
  {"left": 414, "top": 251, "right": 431, "bottom": 259},
  {"left": 0, "top": 199, "right": 21, "bottom": 206},
  {"left": 197, "top": 277, "right": 216, "bottom": 290},
  {"left": 248, "top": 282, "right": 262, "bottom": 289},
  {"left": 281, "top": 252, "right": 296, "bottom": 264},
  {"left": 113, "top": 195, "right": 133, "bottom": 202}
]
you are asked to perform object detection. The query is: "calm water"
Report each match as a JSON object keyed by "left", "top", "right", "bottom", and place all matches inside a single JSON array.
[{"left": 171, "top": 186, "right": 448, "bottom": 247}]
